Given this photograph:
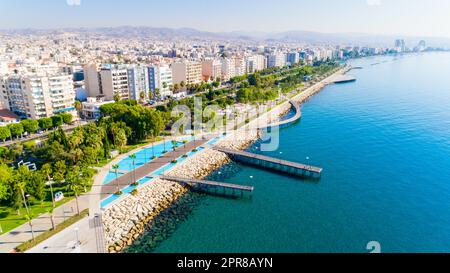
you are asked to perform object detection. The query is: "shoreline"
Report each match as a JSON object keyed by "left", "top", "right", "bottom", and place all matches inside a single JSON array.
[{"left": 102, "top": 66, "right": 349, "bottom": 253}]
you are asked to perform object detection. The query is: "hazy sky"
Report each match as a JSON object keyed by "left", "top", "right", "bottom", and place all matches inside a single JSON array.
[{"left": 1, "top": 0, "right": 450, "bottom": 37}]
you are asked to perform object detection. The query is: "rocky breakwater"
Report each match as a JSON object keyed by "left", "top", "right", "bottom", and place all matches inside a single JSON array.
[{"left": 103, "top": 149, "right": 232, "bottom": 253}]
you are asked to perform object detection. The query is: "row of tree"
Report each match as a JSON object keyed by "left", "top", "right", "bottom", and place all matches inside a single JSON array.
[{"left": 0, "top": 113, "right": 73, "bottom": 142}]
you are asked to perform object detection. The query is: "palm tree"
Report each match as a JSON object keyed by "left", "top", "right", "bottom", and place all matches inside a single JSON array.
[
  {"left": 48, "top": 208, "right": 55, "bottom": 230},
  {"left": 139, "top": 91, "right": 146, "bottom": 104},
  {"left": 25, "top": 214, "right": 35, "bottom": 242},
  {"left": 162, "top": 137, "right": 167, "bottom": 153},
  {"left": 150, "top": 130, "right": 156, "bottom": 159},
  {"left": 66, "top": 166, "right": 82, "bottom": 216},
  {"left": 113, "top": 93, "right": 121, "bottom": 102},
  {"left": 75, "top": 100, "right": 82, "bottom": 125},
  {"left": 42, "top": 163, "right": 55, "bottom": 208},
  {"left": 171, "top": 140, "right": 178, "bottom": 151},
  {"left": 112, "top": 164, "right": 121, "bottom": 195},
  {"left": 129, "top": 154, "right": 137, "bottom": 185}
]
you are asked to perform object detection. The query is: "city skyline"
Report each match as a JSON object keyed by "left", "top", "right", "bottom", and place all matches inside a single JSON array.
[{"left": 1, "top": 0, "right": 450, "bottom": 39}]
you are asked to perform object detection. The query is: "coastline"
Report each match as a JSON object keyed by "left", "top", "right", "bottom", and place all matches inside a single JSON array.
[{"left": 102, "top": 66, "right": 350, "bottom": 253}]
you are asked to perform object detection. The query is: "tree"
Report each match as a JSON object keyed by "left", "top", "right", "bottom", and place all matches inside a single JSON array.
[
  {"left": 26, "top": 170, "right": 46, "bottom": 202},
  {"left": 60, "top": 113, "right": 73, "bottom": 124},
  {"left": 0, "top": 164, "right": 13, "bottom": 202},
  {"left": 48, "top": 208, "right": 55, "bottom": 230},
  {"left": 129, "top": 154, "right": 137, "bottom": 185},
  {"left": 114, "top": 93, "right": 121, "bottom": 102},
  {"left": 139, "top": 91, "right": 146, "bottom": 104},
  {"left": 38, "top": 118, "right": 53, "bottom": 131},
  {"left": 7, "top": 123, "right": 24, "bottom": 139},
  {"left": 112, "top": 164, "right": 122, "bottom": 195},
  {"left": 171, "top": 140, "right": 178, "bottom": 151},
  {"left": 51, "top": 115, "right": 63, "bottom": 128},
  {"left": 66, "top": 165, "right": 83, "bottom": 215},
  {"left": 21, "top": 120, "right": 39, "bottom": 134},
  {"left": 115, "top": 128, "right": 127, "bottom": 152},
  {"left": 41, "top": 163, "right": 55, "bottom": 207},
  {"left": 0, "top": 126, "right": 11, "bottom": 142},
  {"left": 53, "top": 160, "right": 67, "bottom": 183},
  {"left": 75, "top": 100, "right": 82, "bottom": 120}
]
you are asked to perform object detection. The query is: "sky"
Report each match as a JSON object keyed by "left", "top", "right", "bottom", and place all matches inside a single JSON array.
[{"left": 1, "top": 0, "right": 450, "bottom": 38}]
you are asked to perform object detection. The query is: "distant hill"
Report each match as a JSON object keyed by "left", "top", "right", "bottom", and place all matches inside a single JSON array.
[{"left": 2, "top": 26, "right": 450, "bottom": 47}]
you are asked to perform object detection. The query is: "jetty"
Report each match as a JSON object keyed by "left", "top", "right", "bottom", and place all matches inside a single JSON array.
[
  {"left": 213, "top": 147, "right": 323, "bottom": 178},
  {"left": 330, "top": 74, "right": 357, "bottom": 84},
  {"left": 159, "top": 175, "right": 254, "bottom": 197},
  {"left": 258, "top": 100, "right": 302, "bottom": 129}
]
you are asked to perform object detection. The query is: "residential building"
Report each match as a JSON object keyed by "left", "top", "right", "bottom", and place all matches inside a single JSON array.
[
  {"left": 286, "top": 52, "right": 300, "bottom": 65},
  {"left": 201, "top": 59, "right": 222, "bottom": 81},
  {"left": 83, "top": 64, "right": 102, "bottom": 97},
  {"left": 221, "top": 57, "right": 236, "bottom": 81},
  {"left": 0, "top": 109, "right": 20, "bottom": 127},
  {"left": 99, "top": 65, "right": 130, "bottom": 101},
  {"left": 246, "top": 55, "right": 266, "bottom": 74},
  {"left": 267, "top": 52, "right": 286, "bottom": 68},
  {"left": 81, "top": 97, "right": 114, "bottom": 120},
  {"left": 0, "top": 72, "right": 75, "bottom": 119},
  {"left": 171, "top": 61, "right": 202, "bottom": 85},
  {"left": 128, "top": 65, "right": 150, "bottom": 101},
  {"left": 149, "top": 64, "right": 173, "bottom": 99}
]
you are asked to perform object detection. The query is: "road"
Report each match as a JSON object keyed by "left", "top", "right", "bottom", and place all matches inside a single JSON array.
[{"left": 0, "top": 120, "right": 92, "bottom": 148}]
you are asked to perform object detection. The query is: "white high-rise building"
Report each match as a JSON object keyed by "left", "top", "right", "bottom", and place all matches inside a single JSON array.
[
  {"left": 0, "top": 72, "right": 75, "bottom": 119},
  {"left": 246, "top": 55, "right": 266, "bottom": 74},
  {"left": 128, "top": 65, "right": 150, "bottom": 101},
  {"left": 149, "top": 64, "right": 173, "bottom": 99},
  {"left": 267, "top": 52, "right": 286, "bottom": 68},
  {"left": 221, "top": 58, "right": 236, "bottom": 81}
]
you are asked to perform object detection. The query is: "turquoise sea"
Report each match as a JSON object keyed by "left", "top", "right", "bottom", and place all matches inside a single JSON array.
[{"left": 127, "top": 53, "right": 450, "bottom": 253}]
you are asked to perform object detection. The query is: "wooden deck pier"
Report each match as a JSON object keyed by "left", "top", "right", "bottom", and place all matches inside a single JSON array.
[
  {"left": 213, "top": 147, "right": 323, "bottom": 178},
  {"left": 159, "top": 175, "right": 254, "bottom": 198}
]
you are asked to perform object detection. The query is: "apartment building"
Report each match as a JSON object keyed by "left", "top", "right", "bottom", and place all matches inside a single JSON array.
[
  {"left": 234, "top": 56, "right": 246, "bottom": 77},
  {"left": 128, "top": 65, "right": 150, "bottom": 101},
  {"left": 149, "top": 64, "right": 173, "bottom": 99},
  {"left": 171, "top": 61, "right": 202, "bottom": 85},
  {"left": 267, "top": 52, "right": 287, "bottom": 68},
  {"left": 201, "top": 59, "right": 222, "bottom": 81},
  {"left": 246, "top": 55, "right": 266, "bottom": 74},
  {"left": 221, "top": 57, "right": 236, "bottom": 81},
  {"left": 0, "top": 72, "right": 75, "bottom": 119},
  {"left": 84, "top": 64, "right": 130, "bottom": 101},
  {"left": 83, "top": 63, "right": 102, "bottom": 97},
  {"left": 286, "top": 52, "right": 300, "bottom": 65}
]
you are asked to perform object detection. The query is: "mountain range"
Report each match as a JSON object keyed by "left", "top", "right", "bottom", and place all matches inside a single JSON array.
[{"left": 2, "top": 26, "right": 450, "bottom": 47}]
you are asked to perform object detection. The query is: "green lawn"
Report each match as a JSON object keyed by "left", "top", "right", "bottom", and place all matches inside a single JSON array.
[{"left": 0, "top": 196, "right": 73, "bottom": 236}]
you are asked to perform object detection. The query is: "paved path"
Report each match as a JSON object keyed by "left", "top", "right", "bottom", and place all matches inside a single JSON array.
[
  {"left": 27, "top": 217, "right": 97, "bottom": 253},
  {"left": 0, "top": 195, "right": 89, "bottom": 253}
]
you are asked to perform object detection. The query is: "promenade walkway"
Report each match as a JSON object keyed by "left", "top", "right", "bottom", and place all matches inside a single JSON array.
[{"left": 99, "top": 137, "right": 212, "bottom": 201}]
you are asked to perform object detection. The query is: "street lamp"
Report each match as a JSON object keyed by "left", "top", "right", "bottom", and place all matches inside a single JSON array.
[{"left": 73, "top": 227, "right": 80, "bottom": 249}]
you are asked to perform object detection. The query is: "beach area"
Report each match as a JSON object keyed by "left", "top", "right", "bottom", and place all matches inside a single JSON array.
[{"left": 102, "top": 66, "right": 351, "bottom": 253}]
